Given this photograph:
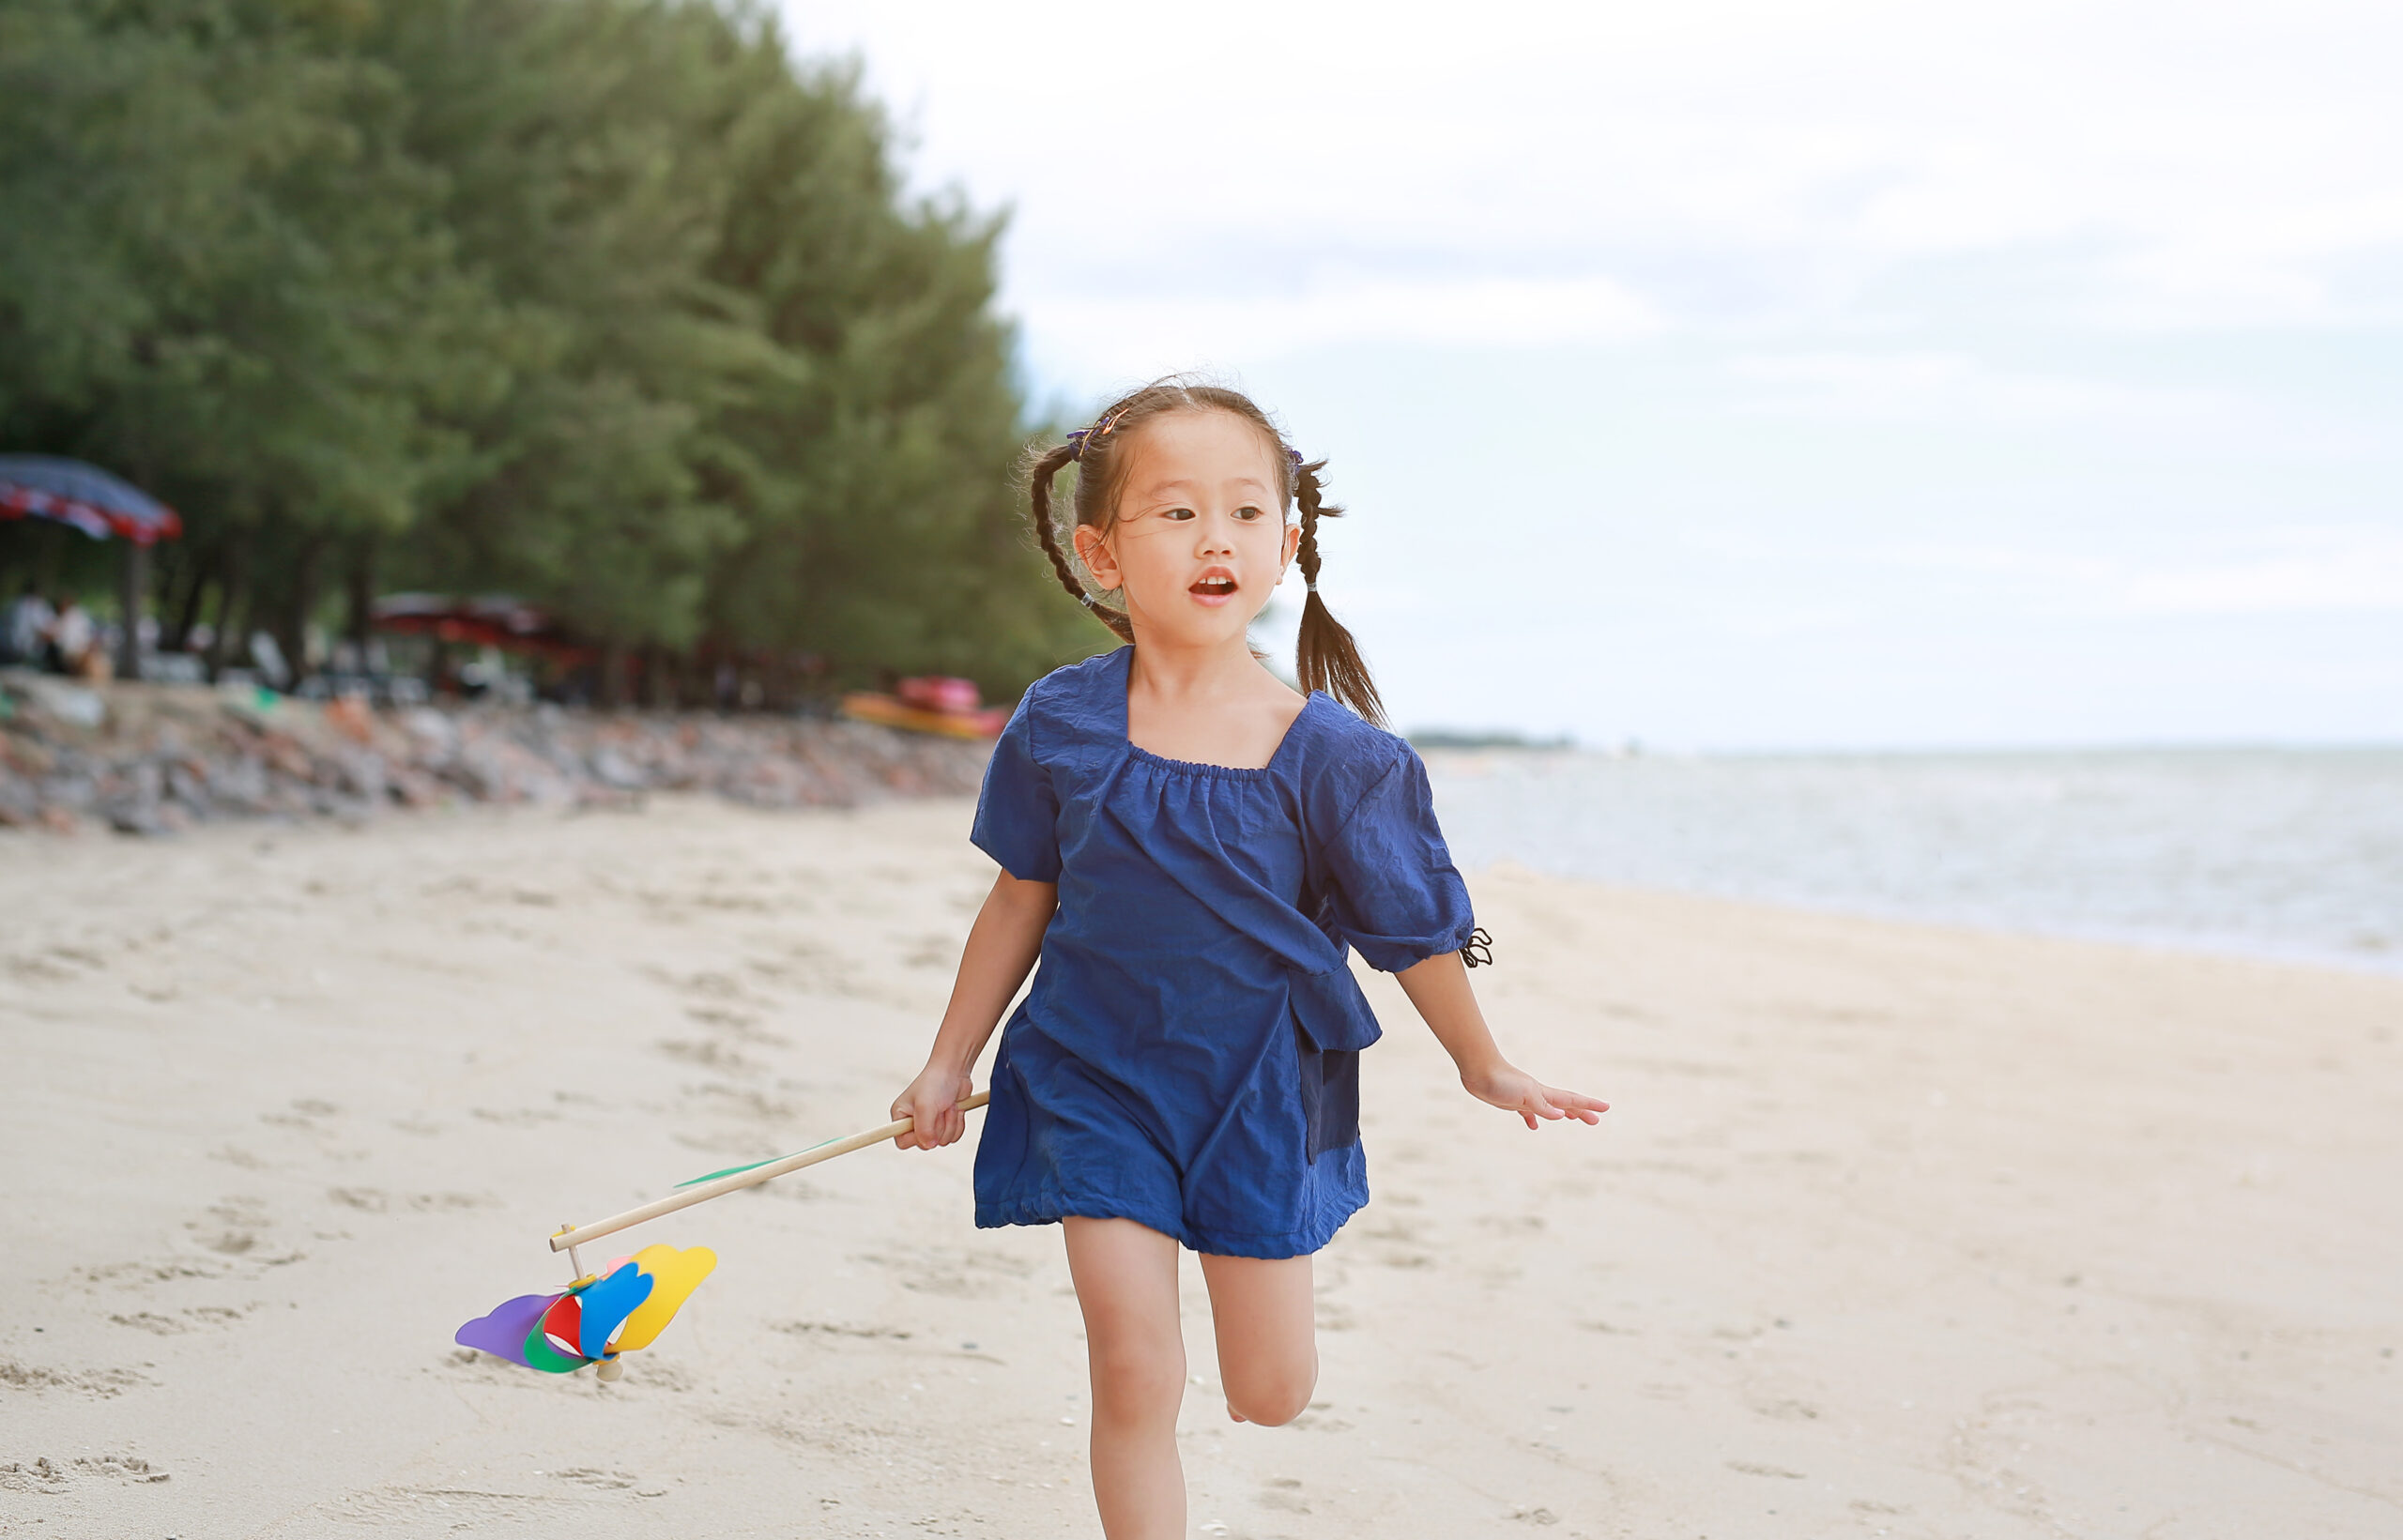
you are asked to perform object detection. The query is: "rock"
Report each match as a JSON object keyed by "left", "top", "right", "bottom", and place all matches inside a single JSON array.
[
  {"left": 207, "top": 755, "right": 272, "bottom": 814},
  {"left": 106, "top": 797, "right": 175, "bottom": 837},
  {"left": 387, "top": 767, "right": 443, "bottom": 808},
  {"left": 165, "top": 761, "right": 213, "bottom": 818},
  {"left": 39, "top": 771, "right": 99, "bottom": 812},
  {"left": 8, "top": 672, "right": 107, "bottom": 728},
  {"left": 400, "top": 708, "right": 458, "bottom": 761},
  {"left": 329, "top": 748, "right": 387, "bottom": 804},
  {"left": 0, "top": 773, "right": 37, "bottom": 828},
  {"left": 588, "top": 746, "right": 646, "bottom": 790}
]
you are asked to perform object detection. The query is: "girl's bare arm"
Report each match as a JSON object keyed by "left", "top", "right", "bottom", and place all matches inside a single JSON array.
[
  {"left": 892, "top": 871, "right": 1057, "bottom": 1150},
  {"left": 1395, "top": 952, "right": 1610, "bottom": 1130}
]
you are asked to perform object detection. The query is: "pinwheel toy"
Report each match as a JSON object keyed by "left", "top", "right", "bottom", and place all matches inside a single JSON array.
[
  {"left": 454, "top": 1092, "right": 987, "bottom": 1381},
  {"left": 455, "top": 1243, "right": 716, "bottom": 1381}
]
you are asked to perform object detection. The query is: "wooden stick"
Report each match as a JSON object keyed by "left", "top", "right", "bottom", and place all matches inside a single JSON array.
[{"left": 547, "top": 1091, "right": 990, "bottom": 1254}]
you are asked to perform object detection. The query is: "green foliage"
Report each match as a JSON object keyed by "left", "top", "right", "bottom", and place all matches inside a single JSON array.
[
  {"left": 0, "top": 0, "right": 485, "bottom": 528},
  {"left": 0, "top": 0, "right": 1096, "bottom": 698}
]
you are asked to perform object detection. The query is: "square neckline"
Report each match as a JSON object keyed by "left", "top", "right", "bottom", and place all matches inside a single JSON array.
[{"left": 1110, "top": 646, "right": 1322, "bottom": 781}]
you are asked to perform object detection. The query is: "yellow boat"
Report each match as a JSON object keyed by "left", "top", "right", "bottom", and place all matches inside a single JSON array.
[{"left": 838, "top": 692, "right": 1005, "bottom": 740}]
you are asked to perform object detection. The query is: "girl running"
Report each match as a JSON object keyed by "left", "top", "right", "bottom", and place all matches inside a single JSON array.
[{"left": 893, "top": 377, "right": 1607, "bottom": 1538}]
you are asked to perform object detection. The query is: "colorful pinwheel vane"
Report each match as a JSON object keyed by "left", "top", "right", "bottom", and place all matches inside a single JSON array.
[
  {"left": 452, "top": 1091, "right": 987, "bottom": 1384},
  {"left": 455, "top": 1243, "right": 714, "bottom": 1381}
]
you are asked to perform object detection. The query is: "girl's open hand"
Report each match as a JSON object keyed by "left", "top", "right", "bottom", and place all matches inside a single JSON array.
[
  {"left": 1463, "top": 1061, "right": 1610, "bottom": 1130},
  {"left": 891, "top": 1063, "right": 975, "bottom": 1151}
]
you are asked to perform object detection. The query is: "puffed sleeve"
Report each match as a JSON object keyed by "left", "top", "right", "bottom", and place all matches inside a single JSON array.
[
  {"left": 1317, "top": 744, "right": 1476, "bottom": 972},
  {"left": 970, "top": 698, "right": 1063, "bottom": 882}
]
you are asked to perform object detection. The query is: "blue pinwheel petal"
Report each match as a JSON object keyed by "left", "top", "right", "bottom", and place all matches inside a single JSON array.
[{"left": 574, "top": 1261, "right": 656, "bottom": 1359}]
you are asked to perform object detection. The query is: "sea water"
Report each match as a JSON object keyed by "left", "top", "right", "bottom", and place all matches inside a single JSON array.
[{"left": 1422, "top": 747, "right": 2403, "bottom": 974}]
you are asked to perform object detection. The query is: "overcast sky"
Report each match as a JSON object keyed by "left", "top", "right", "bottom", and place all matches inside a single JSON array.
[{"left": 776, "top": 0, "right": 2401, "bottom": 748}]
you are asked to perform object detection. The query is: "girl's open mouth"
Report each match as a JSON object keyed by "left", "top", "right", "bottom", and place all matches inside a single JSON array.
[{"left": 1189, "top": 573, "right": 1238, "bottom": 601}]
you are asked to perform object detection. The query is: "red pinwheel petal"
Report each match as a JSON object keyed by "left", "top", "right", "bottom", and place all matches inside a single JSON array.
[{"left": 541, "top": 1292, "right": 583, "bottom": 1358}]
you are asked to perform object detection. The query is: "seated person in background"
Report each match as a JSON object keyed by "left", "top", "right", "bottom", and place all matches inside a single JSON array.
[
  {"left": 45, "top": 595, "right": 100, "bottom": 680},
  {"left": 2, "top": 584, "right": 53, "bottom": 666}
]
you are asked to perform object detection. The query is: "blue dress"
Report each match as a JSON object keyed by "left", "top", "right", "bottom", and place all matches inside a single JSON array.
[{"left": 970, "top": 646, "right": 1476, "bottom": 1258}]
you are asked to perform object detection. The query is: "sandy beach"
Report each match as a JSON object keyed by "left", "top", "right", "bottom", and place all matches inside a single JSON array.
[{"left": 4, "top": 796, "right": 2397, "bottom": 1539}]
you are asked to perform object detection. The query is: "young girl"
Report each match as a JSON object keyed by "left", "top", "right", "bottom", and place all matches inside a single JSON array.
[{"left": 892, "top": 378, "right": 1607, "bottom": 1538}]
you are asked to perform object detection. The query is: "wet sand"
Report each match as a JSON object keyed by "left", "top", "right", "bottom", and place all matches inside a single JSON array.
[{"left": 3, "top": 798, "right": 2397, "bottom": 1537}]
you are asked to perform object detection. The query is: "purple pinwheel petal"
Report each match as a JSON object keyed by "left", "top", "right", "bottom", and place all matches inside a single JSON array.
[{"left": 455, "top": 1292, "right": 558, "bottom": 1367}]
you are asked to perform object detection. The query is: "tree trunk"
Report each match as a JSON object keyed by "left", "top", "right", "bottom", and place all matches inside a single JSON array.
[
  {"left": 644, "top": 644, "right": 676, "bottom": 709},
  {"left": 598, "top": 640, "right": 628, "bottom": 709},
  {"left": 273, "top": 531, "right": 327, "bottom": 689},
  {"left": 116, "top": 540, "right": 148, "bottom": 680},
  {"left": 167, "top": 539, "right": 217, "bottom": 654},
  {"left": 205, "top": 531, "right": 248, "bottom": 680},
  {"left": 345, "top": 540, "right": 376, "bottom": 652}
]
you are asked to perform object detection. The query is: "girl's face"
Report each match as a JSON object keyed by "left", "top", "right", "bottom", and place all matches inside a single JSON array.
[{"left": 1074, "top": 410, "right": 1301, "bottom": 650}]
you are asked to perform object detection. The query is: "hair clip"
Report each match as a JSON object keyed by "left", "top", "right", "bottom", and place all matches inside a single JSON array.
[
  {"left": 1287, "top": 448, "right": 1304, "bottom": 468},
  {"left": 1079, "top": 591, "right": 1097, "bottom": 608},
  {"left": 1067, "top": 407, "right": 1130, "bottom": 463}
]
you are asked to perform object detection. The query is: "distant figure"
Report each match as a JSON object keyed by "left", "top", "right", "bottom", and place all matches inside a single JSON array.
[
  {"left": 3, "top": 584, "right": 53, "bottom": 665},
  {"left": 887, "top": 377, "right": 1609, "bottom": 1540},
  {"left": 248, "top": 631, "right": 291, "bottom": 690},
  {"left": 45, "top": 594, "right": 98, "bottom": 679}
]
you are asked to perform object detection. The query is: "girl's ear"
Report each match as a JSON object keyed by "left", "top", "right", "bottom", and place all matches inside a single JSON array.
[
  {"left": 1279, "top": 519, "right": 1301, "bottom": 578},
  {"left": 1072, "top": 523, "right": 1124, "bottom": 592}
]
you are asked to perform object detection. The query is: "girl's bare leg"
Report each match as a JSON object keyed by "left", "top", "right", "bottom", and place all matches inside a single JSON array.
[
  {"left": 1196, "top": 1252, "right": 1317, "bottom": 1426},
  {"left": 1063, "top": 1217, "right": 1187, "bottom": 1540}
]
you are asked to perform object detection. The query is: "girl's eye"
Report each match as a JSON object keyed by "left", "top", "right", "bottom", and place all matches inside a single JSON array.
[
  {"left": 1232, "top": 505, "right": 1265, "bottom": 522},
  {"left": 1161, "top": 507, "right": 1196, "bottom": 522}
]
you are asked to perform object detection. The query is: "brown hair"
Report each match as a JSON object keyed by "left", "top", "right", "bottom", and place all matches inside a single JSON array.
[{"left": 1022, "top": 376, "right": 1386, "bottom": 726}]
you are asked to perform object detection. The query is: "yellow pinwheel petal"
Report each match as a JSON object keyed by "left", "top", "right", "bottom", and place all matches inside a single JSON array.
[{"left": 609, "top": 1243, "right": 716, "bottom": 1353}]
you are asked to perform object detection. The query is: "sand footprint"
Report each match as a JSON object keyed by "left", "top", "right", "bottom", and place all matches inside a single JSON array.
[
  {"left": 550, "top": 1467, "right": 639, "bottom": 1489},
  {"left": 108, "top": 1305, "right": 249, "bottom": 1335},
  {"left": 0, "top": 1362, "right": 147, "bottom": 1399},
  {"left": 656, "top": 1039, "right": 760, "bottom": 1075},
  {"left": 0, "top": 1455, "right": 169, "bottom": 1492},
  {"left": 326, "top": 1187, "right": 497, "bottom": 1213},
  {"left": 1258, "top": 1474, "right": 1309, "bottom": 1513},
  {"left": 190, "top": 1196, "right": 270, "bottom": 1256},
  {"left": 469, "top": 1106, "right": 563, "bottom": 1128},
  {"left": 771, "top": 1319, "right": 911, "bottom": 1341},
  {"left": 257, "top": 1097, "right": 341, "bottom": 1132},
  {"left": 855, "top": 1244, "right": 1036, "bottom": 1300}
]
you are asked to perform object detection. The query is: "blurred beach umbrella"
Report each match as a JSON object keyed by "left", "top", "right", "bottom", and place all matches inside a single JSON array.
[
  {"left": 371, "top": 592, "right": 597, "bottom": 664},
  {"left": 0, "top": 456, "right": 183, "bottom": 546},
  {"left": 0, "top": 456, "right": 184, "bottom": 679}
]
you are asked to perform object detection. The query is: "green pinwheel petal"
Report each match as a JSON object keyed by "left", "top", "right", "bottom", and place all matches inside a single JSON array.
[
  {"left": 677, "top": 1133, "right": 842, "bottom": 1187},
  {"left": 521, "top": 1321, "right": 589, "bottom": 1374}
]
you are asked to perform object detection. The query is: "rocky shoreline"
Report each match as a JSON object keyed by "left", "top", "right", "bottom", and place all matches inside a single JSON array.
[{"left": 0, "top": 671, "right": 994, "bottom": 835}]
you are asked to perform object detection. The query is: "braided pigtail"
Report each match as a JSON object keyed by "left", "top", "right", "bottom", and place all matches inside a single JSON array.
[
  {"left": 1027, "top": 440, "right": 1133, "bottom": 642},
  {"left": 1293, "top": 460, "right": 1386, "bottom": 727}
]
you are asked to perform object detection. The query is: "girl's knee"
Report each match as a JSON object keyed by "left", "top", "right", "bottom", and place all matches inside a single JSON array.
[
  {"left": 1224, "top": 1361, "right": 1316, "bottom": 1427},
  {"left": 1089, "top": 1335, "right": 1186, "bottom": 1418}
]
